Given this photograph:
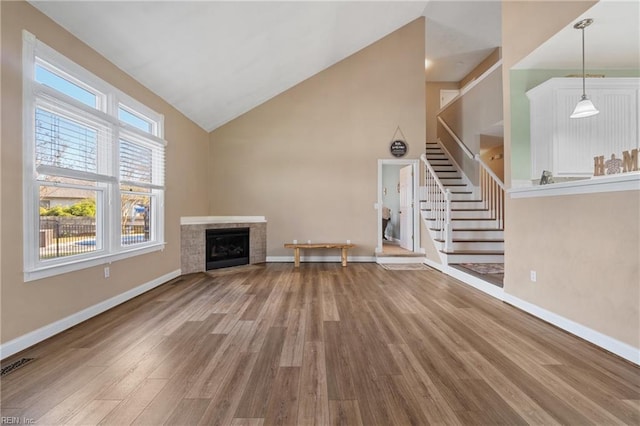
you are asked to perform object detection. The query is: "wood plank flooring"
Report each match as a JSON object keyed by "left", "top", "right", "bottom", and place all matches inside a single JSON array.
[{"left": 1, "top": 263, "right": 638, "bottom": 425}]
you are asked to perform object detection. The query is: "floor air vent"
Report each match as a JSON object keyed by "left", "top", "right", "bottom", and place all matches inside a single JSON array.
[{"left": 1, "top": 357, "right": 35, "bottom": 377}]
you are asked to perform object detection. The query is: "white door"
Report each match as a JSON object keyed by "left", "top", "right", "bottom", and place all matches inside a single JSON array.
[
  {"left": 399, "top": 165, "right": 413, "bottom": 251},
  {"left": 440, "top": 89, "right": 460, "bottom": 109}
]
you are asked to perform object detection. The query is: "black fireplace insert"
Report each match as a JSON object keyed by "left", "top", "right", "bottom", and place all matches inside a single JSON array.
[{"left": 206, "top": 227, "right": 250, "bottom": 270}]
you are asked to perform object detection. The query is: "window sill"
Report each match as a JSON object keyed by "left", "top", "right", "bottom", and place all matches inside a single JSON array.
[
  {"left": 508, "top": 172, "right": 640, "bottom": 199},
  {"left": 24, "top": 242, "right": 166, "bottom": 282}
]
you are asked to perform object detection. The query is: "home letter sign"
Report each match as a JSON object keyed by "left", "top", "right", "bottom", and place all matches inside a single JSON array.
[
  {"left": 622, "top": 149, "right": 639, "bottom": 172},
  {"left": 594, "top": 149, "right": 638, "bottom": 176},
  {"left": 594, "top": 155, "right": 605, "bottom": 176}
]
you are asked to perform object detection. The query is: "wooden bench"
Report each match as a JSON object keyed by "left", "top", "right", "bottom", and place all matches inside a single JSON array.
[{"left": 283, "top": 243, "right": 355, "bottom": 267}]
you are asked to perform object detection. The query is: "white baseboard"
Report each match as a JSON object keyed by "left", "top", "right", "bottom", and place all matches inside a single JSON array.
[
  {"left": 0, "top": 269, "right": 181, "bottom": 360},
  {"left": 266, "top": 256, "right": 376, "bottom": 263},
  {"left": 445, "top": 265, "right": 506, "bottom": 300},
  {"left": 376, "top": 256, "right": 426, "bottom": 264},
  {"left": 504, "top": 293, "right": 640, "bottom": 366},
  {"left": 423, "top": 257, "right": 445, "bottom": 272}
]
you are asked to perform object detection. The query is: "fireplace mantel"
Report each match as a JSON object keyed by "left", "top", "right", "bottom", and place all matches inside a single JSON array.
[
  {"left": 180, "top": 216, "right": 267, "bottom": 274},
  {"left": 180, "top": 216, "right": 266, "bottom": 225}
]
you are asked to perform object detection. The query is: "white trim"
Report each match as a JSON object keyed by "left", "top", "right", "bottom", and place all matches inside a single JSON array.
[
  {"left": 375, "top": 256, "right": 426, "bottom": 264},
  {"left": 510, "top": 179, "right": 533, "bottom": 189},
  {"left": 25, "top": 243, "right": 165, "bottom": 282},
  {"left": 180, "top": 216, "right": 267, "bottom": 225},
  {"left": 504, "top": 293, "right": 640, "bottom": 366},
  {"left": 423, "top": 257, "right": 445, "bottom": 272},
  {"left": 437, "top": 59, "right": 503, "bottom": 115},
  {"left": 445, "top": 265, "right": 506, "bottom": 300},
  {"left": 509, "top": 172, "right": 640, "bottom": 198},
  {"left": 441, "top": 261, "right": 640, "bottom": 365},
  {"left": 1, "top": 269, "right": 180, "bottom": 360},
  {"left": 377, "top": 159, "right": 420, "bottom": 255},
  {"left": 22, "top": 31, "right": 167, "bottom": 281},
  {"left": 433, "top": 138, "right": 474, "bottom": 189},
  {"left": 460, "top": 60, "right": 503, "bottom": 98},
  {"left": 266, "top": 256, "right": 376, "bottom": 263}
]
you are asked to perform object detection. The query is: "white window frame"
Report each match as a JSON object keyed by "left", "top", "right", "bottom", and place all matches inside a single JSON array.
[{"left": 22, "top": 31, "right": 166, "bottom": 282}]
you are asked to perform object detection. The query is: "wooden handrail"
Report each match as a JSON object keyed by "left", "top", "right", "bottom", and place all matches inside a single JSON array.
[
  {"left": 420, "top": 154, "right": 448, "bottom": 194},
  {"left": 475, "top": 154, "right": 505, "bottom": 190},
  {"left": 437, "top": 116, "right": 474, "bottom": 160}
]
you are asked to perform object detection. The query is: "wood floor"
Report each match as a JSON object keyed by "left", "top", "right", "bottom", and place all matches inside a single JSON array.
[{"left": 1, "top": 263, "right": 638, "bottom": 425}]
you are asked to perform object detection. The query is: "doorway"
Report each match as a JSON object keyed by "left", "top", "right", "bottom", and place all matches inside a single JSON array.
[{"left": 377, "top": 159, "right": 420, "bottom": 255}]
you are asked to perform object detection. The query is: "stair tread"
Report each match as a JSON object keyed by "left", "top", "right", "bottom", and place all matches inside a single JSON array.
[
  {"left": 440, "top": 250, "right": 504, "bottom": 255},
  {"left": 435, "top": 238, "right": 504, "bottom": 243},
  {"left": 453, "top": 227, "right": 504, "bottom": 231},
  {"left": 422, "top": 208, "right": 490, "bottom": 212},
  {"left": 451, "top": 217, "right": 497, "bottom": 221},
  {"left": 430, "top": 228, "right": 504, "bottom": 232}
]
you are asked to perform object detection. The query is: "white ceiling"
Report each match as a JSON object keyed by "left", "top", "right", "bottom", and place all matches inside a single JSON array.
[
  {"left": 29, "top": 1, "right": 502, "bottom": 132},
  {"left": 513, "top": 0, "right": 640, "bottom": 70}
]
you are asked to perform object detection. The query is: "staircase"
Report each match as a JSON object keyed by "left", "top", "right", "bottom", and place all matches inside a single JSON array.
[{"left": 420, "top": 142, "right": 504, "bottom": 265}]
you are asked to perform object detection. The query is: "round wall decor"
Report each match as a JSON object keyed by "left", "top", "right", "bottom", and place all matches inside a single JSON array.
[{"left": 390, "top": 140, "right": 408, "bottom": 157}]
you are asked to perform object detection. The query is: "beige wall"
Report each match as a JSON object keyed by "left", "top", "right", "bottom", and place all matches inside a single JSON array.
[
  {"left": 0, "top": 1, "right": 210, "bottom": 344},
  {"left": 503, "top": 1, "right": 639, "bottom": 348},
  {"left": 460, "top": 47, "right": 501, "bottom": 88},
  {"left": 209, "top": 18, "right": 426, "bottom": 258},
  {"left": 479, "top": 141, "right": 504, "bottom": 182},
  {"left": 439, "top": 65, "right": 503, "bottom": 185},
  {"left": 425, "top": 82, "right": 459, "bottom": 143}
]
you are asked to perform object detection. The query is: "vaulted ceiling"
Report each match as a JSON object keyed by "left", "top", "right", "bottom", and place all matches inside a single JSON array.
[{"left": 30, "top": 1, "right": 502, "bottom": 132}]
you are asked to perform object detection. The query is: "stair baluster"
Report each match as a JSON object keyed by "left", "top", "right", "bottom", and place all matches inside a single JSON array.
[
  {"left": 476, "top": 154, "right": 505, "bottom": 229},
  {"left": 420, "top": 153, "right": 453, "bottom": 252}
]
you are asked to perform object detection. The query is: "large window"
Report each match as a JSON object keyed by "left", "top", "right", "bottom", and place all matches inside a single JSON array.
[{"left": 23, "top": 31, "right": 165, "bottom": 281}]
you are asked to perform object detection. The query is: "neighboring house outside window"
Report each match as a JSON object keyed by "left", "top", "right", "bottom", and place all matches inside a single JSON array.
[{"left": 22, "top": 31, "right": 166, "bottom": 281}]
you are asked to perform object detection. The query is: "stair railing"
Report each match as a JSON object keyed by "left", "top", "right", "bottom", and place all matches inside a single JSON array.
[
  {"left": 475, "top": 154, "right": 505, "bottom": 229},
  {"left": 437, "top": 115, "right": 505, "bottom": 229},
  {"left": 420, "top": 154, "right": 452, "bottom": 252}
]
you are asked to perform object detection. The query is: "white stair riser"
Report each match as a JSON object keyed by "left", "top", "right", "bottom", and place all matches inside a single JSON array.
[
  {"left": 424, "top": 200, "right": 486, "bottom": 209},
  {"left": 423, "top": 219, "right": 500, "bottom": 231},
  {"left": 435, "top": 171, "right": 461, "bottom": 178},
  {"left": 450, "top": 192, "right": 475, "bottom": 200},
  {"left": 437, "top": 241, "right": 504, "bottom": 251},
  {"left": 451, "top": 219, "right": 501, "bottom": 229},
  {"left": 445, "top": 253, "right": 504, "bottom": 263},
  {"left": 453, "top": 229, "right": 504, "bottom": 240},
  {"left": 423, "top": 210, "right": 493, "bottom": 220},
  {"left": 451, "top": 201, "right": 484, "bottom": 209},
  {"left": 431, "top": 166, "right": 457, "bottom": 172},
  {"left": 422, "top": 144, "right": 505, "bottom": 268}
]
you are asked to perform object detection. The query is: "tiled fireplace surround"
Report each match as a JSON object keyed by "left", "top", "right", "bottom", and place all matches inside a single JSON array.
[{"left": 180, "top": 216, "right": 267, "bottom": 274}]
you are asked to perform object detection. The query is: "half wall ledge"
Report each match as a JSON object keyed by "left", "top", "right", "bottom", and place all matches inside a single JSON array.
[
  {"left": 180, "top": 216, "right": 267, "bottom": 274},
  {"left": 508, "top": 172, "right": 640, "bottom": 199}
]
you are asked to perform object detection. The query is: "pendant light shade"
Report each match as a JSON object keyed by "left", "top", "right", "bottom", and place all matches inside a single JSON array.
[
  {"left": 571, "top": 95, "right": 600, "bottom": 118},
  {"left": 570, "top": 18, "right": 599, "bottom": 119}
]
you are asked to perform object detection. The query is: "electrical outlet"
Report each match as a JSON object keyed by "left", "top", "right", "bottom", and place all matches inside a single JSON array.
[
  {"left": 307, "top": 240, "right": 311, "bottom": 244},
  {"left": 347, "top": 239, "right": 351, "bottom": 244},
  {"left": 104, "top": 266, "right": 110, "bottom": 278},
  {"left": 530, "top": 270, "right": 537, "bottom": 282},
  {"left": 293, "top": 239, "right": 297, "bottom": 244}
]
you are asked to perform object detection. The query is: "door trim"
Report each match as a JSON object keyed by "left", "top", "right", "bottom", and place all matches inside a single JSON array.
[{"left": 376, "top": 159, "right": 420, "bottom": 254}]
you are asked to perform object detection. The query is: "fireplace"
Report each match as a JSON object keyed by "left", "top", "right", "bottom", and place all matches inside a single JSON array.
[{"left": 206, "top": 227, "right": 250, "bottom": 270}]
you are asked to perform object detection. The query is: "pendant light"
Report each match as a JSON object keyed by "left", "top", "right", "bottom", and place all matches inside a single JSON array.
[{"left": 570, "top": 18, "right": 599, "bottom": 118}]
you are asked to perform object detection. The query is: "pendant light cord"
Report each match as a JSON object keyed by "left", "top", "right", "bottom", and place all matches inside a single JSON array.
[{"left": 581, "top": 26, "right": 586, "bottom": 98}]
